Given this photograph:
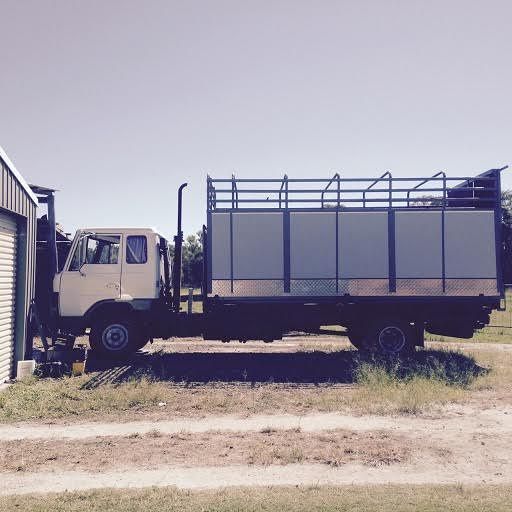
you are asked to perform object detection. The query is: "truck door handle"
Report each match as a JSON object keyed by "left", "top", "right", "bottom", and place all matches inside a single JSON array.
[{"left": 106, "top": 283, "right": 120, "bottom": 290}]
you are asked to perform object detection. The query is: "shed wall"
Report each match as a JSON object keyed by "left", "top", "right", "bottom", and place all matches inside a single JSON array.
[{"left": 0, "top": 154, "right": 37, "bottom": 374}]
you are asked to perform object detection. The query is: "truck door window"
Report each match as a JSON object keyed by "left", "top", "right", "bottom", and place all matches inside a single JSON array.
[
  {"left": 86, "top": 235, "right": 120, "bottom": 264},
  {"left": 69, "top": 235, "right": 120, "bottom": 270},
  {"left": 126, "top": 235, "right": 147, "bottom": 264}
]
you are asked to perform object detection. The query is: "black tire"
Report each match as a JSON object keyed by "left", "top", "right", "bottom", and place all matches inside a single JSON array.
[
  {"left": 353, "top": 318, "right": 415, "bottom": 355},
  {"left": 134, "top": 336, "right": 149, "bottom": 351},
  {"left": 347, "top": 331, "right": 366, "bottom": 350},
  {"left": 89, "top": 316, "right": 142, "bottom": 358}
]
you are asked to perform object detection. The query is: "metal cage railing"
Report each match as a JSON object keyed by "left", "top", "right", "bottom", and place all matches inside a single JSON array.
[{"left": 207, "top": 167, "right": 506, "bottom": 212}]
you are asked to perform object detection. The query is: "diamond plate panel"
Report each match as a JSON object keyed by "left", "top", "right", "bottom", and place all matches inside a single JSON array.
[
  {"left": 395, "top": 279, "right": 444, "bottom": 296},
  {"left": 338, "top": 279, "right": 389, "bottom": 296},
  {"left": 445, "top": 279, "right": 498, "bottom": 296},
  {"left": 211, "top": 280, "right": 233, "bottom": 296},
  {"left": 211, "top": 280, "right": 284, "bottom": 297},
  {"left": 290, "top": 279, "right": 337, "bottom": 296},
  {"left": 233, "top": 280, "right": 284, "bottom": 296}
]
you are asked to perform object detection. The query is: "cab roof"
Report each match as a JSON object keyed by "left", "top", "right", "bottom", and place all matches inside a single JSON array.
[{"left": 77, "top": 227, "right": 164, "bottom": 237}]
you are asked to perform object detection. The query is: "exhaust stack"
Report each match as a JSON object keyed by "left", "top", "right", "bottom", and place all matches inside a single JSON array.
[{"left": 172, "top": 183, "right": 188, "bottom": 312}]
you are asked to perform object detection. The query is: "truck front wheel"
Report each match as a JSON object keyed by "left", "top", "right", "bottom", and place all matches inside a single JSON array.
[{"left": 89, "top": 316, "right": 142, "bottom": 357}]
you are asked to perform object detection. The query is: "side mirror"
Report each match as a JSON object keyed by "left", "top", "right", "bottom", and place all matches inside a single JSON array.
[{"left": 79, "top": 262, "right": 87, "bottom": 276}]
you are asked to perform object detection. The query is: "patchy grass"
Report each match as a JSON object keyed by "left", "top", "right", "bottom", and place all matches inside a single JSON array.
[
  {"left": 0, "top": 376, "right": 355, "bottom": 423},
  {"left": 0, "top": 375, "right": 173, "bottom": 422},
  {"left": 0, "top": 429, "right": 411, "bottom": 473},
  {"left": 353, "top": 366, "right": 465, "bottom": 415},
  {"left": 0, "top": 349, "right": 499, "bottom": 423},
  {"left": 2, "top": 485, "right": 512, "bottom": 512},
  {"left": 467, "top": 349, "right": 512, "bottom": 399},
  {"left": 349, "top": 350, "right": 485, "bottom": 415}
]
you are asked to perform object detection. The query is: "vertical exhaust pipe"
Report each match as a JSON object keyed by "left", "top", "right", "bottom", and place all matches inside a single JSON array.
[{"left": 172, "top": 183, "right": 188, "bottom": 312}]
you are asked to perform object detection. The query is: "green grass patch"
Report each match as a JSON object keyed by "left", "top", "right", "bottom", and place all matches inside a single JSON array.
[
  {"left": 350, "top": 350, "right": 485, "bottom": 415},
  {"left": 1, "top": 485, "right": 512, "bottom": 512}
]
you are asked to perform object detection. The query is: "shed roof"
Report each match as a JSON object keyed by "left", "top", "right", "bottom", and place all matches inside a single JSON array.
[{"left": 0, "top": 145, "right": 39, "bottom": 204}]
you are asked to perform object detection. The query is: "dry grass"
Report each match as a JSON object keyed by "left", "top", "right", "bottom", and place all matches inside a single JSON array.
[
  {"left": 349, "top": 349, "right": 487, "bottom": 415},
  {"left": 1, "top": 485, "right": 512, "bottom": 511},
  {"left": 0, "top": 347, "right": 500, "bottom": 422},
  {"left": 425, "top": 329, "right": 512, "bottom": 344},
  {"left": 0, "top": 376, "right": 354, "bottom": 423},
  {"left": 467, "top": 349, "right": 512, "bottom": 406},
  {"left": 352, "top": 367, "right": 466, "bottom": 415},
  {"left": 0, "top": 429, "right": 410, "bottom": 473}
]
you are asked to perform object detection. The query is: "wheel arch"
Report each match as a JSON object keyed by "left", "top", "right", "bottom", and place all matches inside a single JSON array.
[{"left": 84, "top": 300, "right": 135, "bottom": 327}]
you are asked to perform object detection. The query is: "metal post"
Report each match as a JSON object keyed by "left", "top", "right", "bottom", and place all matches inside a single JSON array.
[
  {"left": 388, "top": 173, "right": 392, "bottom": 208},
  {"left": 46, "top": 192, "right": 58, "bottom": 278},
  {"left": 172, "top": 183, "right": 187, "bottom": 313},
  {"left": 441, "top": 173, "right": 446, "bottom": 293},
  {"left": 336, "top": 173, "right": 340, "bottom": 208},
  {"left": 188, "top": 288, "right": 193, "bottom": 314},
  {"left": 285, "top": 175, "right": 289, "bottom": 209}
]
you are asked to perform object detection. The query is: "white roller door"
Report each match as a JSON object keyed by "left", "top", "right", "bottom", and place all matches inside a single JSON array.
[{"left": 0, "top": 212, "right": 17, "bottom": 382}]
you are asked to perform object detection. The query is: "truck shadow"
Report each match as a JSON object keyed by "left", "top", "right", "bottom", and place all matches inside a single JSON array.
[{"left": 82, "top": 348, "right": 486, "bottom": 389}]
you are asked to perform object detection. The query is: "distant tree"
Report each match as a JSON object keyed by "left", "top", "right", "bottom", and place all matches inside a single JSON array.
[
  {"left": 169, "top": 231, "right": 204, "bottom": 289},
  {"left": 182, "top": 232, "right": 203, "bottom": 288},
  {"left": 410, "top": 195, "right": 443, "bottom": 207}
]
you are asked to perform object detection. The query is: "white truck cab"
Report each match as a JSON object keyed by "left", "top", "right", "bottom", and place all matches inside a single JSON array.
[{"left": 53, "top": 227, "right": 171, "bottom": 354}]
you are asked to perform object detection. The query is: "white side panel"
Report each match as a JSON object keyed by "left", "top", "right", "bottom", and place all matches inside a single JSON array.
[
  {"left": 290, "top": 212, "right": 336, "bottom": 278},
  {"left": 233, "top": 212, "right": 283, "bottom": 279},
  {"left": 339, "top": 212, "right": 388, "bottom": 278},
  {"left": 396, "top": 211, "right": 442, "bottom": 278},
  {"left": 0, "top": 212, "right": 16, "bottom": 383},
  {"left": 211, "top": 213, "right": 231, "bottom": 280},
  {"left": 445, "top": 211, "right": 496, "bottom": 278}
]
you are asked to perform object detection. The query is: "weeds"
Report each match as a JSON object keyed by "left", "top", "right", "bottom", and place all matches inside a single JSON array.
[
  {"left": 0, "top": 349, "right": 498, "bottom": 422},
  {"left": 350, "top": 350, "right": 486, "bottom": 415},
  {"left": 354, "top": 350, "right": 486, "bottom": 387}
]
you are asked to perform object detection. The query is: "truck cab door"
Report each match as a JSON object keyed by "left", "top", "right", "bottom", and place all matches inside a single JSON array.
[{"left": 58, "top": 233, "right": 122, "bottom": 317}]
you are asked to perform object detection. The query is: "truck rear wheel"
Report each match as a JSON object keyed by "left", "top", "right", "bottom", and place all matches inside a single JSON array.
[
  {"left": 89, "top": 316, "right": 142, "bottom": 357},
  {"left": 351, "top": 318, "right": 415, "bottom": 355}
]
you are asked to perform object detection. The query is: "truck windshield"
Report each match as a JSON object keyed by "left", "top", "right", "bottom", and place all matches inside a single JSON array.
[{"left": 69, "top": 235, "right": 120, "bottom": 270}]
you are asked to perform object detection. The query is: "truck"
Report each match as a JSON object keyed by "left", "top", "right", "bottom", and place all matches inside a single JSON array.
[{"left": 44, "top": 167, "right": 507, "bottom": 357}]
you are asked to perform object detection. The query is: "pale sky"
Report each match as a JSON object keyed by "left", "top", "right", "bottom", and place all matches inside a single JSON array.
[{"left": 0, "top": 0, "right": 511, "bottom": 238}]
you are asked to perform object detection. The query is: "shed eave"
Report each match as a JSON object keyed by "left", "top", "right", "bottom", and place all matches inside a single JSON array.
[{"left": 0, "top": 145, "right": 39, "bottom": 205}]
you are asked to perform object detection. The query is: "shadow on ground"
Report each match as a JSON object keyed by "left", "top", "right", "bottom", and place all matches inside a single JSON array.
[{"left": 82, "top": 348, "right": 487, "bottom": 389}]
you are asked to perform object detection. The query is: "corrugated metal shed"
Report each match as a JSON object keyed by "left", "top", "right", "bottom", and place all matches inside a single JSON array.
[{"left": 0, "top": 146, "right": 37, "bottom": 380}]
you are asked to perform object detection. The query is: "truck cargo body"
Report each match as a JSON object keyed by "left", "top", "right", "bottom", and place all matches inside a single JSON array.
[{"left": 202, "top": 170, "right": 504, "bottom": 342}]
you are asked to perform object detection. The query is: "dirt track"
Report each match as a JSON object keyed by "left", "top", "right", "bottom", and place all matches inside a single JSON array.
[
  {"left": 1, "top": 405, "right": 511, "bottom": 441},
  {"left": 2, "top": 336, "right": 512, "bottom": 495}
]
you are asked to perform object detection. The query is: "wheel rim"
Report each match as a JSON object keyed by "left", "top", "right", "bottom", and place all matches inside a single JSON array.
[
  {"left": 101, "top": 324, "right": 129, "bottom": 351},
  {"left": 378, "top": 326, "right": 406, "bottom": 353}
]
